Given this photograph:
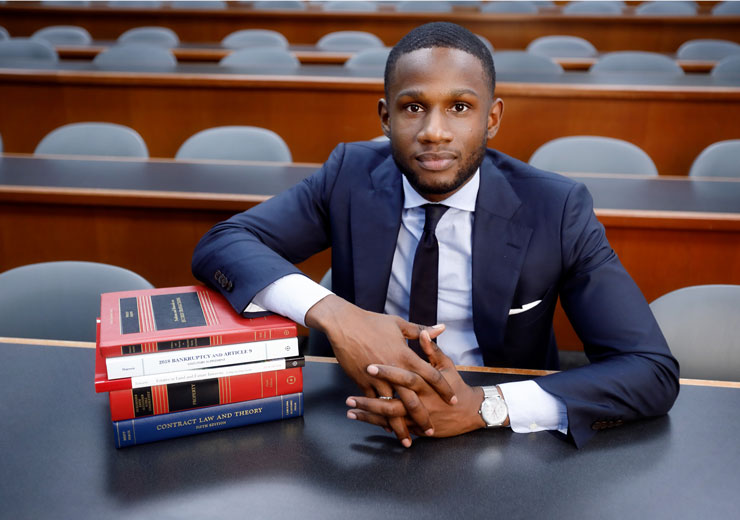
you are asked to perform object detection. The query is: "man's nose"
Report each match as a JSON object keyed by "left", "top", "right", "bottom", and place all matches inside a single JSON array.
[{"left": 418, "top": 108, "right": 453, "bottom": 144}]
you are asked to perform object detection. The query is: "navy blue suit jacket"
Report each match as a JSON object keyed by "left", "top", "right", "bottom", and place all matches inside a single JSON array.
[{"left": 192, "top": 141, "right": 679, "bottom": 447}]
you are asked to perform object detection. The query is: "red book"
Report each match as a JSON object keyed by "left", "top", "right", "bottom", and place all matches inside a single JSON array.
[
  {"left": 99, "top": 285, "right": 296, "bottom": 358},
  {"left": 108, "top": 366, "right": 304, "bottom": 421}
]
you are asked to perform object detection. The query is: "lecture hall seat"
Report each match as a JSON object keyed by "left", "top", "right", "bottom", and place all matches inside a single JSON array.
[
  {"left": 175, "top": 126, "right": 293, "bottom": 163},
  {"left": 688, "top": 140, "right": 740, "bottom": 178},
  {"left": 0, "top": 261, "right": 154, "bottom": 342},
  {"left": 34, "top": 122, "right": 149, "bottom": 158},
  {"left": 529, "top": 136, "right": 659, "bottom": 175}
]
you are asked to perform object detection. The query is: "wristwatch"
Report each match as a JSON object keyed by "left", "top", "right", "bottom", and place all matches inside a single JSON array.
[{"left": 478, "top": 386, "right": 509, "bottom": 428}]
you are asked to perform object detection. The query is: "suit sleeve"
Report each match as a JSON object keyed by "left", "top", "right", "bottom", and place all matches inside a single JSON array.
[
  {"left": 191, "top": 144, "right": 345, "bottom": 313},
  {"left": 535, "top": 183, "right": 680, "bottom": 448}
]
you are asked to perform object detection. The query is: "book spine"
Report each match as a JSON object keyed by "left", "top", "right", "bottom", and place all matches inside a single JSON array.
[
  {"left": 105, "top": 336, "right": 299, "bottom": 379},
  {"left": 113, "top": 393, "right": 303, "bottom": 448},
  {"left": 109, "top": 367, "right": 303, "bottom": 421},
  {"left": 102, "top": 324, "right": 297, "bottom": 358},
  {"left": 95, "top": 355, "right": 305, "bottom": 393}
]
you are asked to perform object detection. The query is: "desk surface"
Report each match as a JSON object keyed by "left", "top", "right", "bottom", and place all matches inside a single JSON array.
[
  {"left": 2, "top": 154, "right": 740, "bottom": 218},
  {"left": 1, "top": 339, "right": 739, "bottom": 519}
]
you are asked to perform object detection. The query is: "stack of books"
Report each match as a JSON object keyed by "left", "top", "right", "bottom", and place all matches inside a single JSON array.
[{"left": 94, "top": 285, "right": 304, "bottom": 448}]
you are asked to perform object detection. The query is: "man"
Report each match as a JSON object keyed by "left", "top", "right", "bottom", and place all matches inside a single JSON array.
[{"left": 192, "top": 22, "right": 679, "bottom": 448}]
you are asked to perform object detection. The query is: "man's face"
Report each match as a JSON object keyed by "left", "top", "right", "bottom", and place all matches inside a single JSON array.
[{"left": 379, "top": 47, "right": 503, "bottom": 202}]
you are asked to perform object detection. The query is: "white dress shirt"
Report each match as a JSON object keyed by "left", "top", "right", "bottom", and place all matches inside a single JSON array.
[{"left": 252, "top": 170, "right": 568, "bottom": 434}]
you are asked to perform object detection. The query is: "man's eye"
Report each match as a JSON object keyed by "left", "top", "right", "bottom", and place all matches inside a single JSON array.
[
  {"left": 405, "top": 104, "right": 423, "bottom": 113},
  {"left": 452, "top": 103, "right": 469, "bottom": 113}
]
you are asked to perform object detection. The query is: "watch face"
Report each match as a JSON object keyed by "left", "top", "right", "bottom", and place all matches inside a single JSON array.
[{"left": 481, "top": 396, "right": 507, "bottom": 427}]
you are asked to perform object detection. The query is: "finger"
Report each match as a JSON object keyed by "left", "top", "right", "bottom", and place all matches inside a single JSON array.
[
  {"left": 419, "top": 329, "right": 455, "bottom": 370},
  {"left": 346, "top": 395, "right": 406, "bottom": 418},
  {"left": 395, "top": 318, "right": 446, "bottom": 341},
  {"left": 397, "top": 351, "right": 458, "bottom": 406},
  {"left": 394, "top": 385, "right": 435, "bottom": 436},
  {"left": 346, "top": 408, "right": 391, "bottom": 430}
]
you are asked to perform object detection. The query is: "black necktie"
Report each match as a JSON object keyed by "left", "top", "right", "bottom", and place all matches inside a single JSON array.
[{"left": 408, "top": 204, "right": 449, "bottom": 351}]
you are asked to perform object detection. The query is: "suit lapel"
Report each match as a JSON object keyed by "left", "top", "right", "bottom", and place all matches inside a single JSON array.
[
  {"left": 350, "top": 156, "right": 403, "bottom": 312},
  {"left": 472, "top": 157, "right": 533, "bottom": 363}
]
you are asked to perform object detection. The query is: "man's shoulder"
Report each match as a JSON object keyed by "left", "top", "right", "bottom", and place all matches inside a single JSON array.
[{"left": 333, "top": 140, "right": 393, "bottom": 168}]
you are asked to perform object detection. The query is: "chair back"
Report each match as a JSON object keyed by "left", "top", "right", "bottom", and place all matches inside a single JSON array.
[
  {"left": 0, "top": 261, "right": 154, "bottom": 342},
  {"left": 221, "top": 29, "right": 288, "bottom": 50},
  {"left": 175, "top": 126, "right": 292, "bottom": 162},
  {"left": 711, "top": 55, "right": 740, "bottom": 80},
  {"left": 317, "top": 31, "right": 384, "bottom": 52},
  {"left": 0, "top": 26, "right": 9, "bottom": 41},
  {"left": 677, "top": 39, "right": 740, "bottom": 61},
  {"left": 31, "top": 25, "right": 92, "bottom": 45},
  {"left": 344, "top": 47, "right": 390, "bottom": 71},
  {"left": 635, "top": 1, "right": 697, "bottom": 15},
  {"left": 563, "top": 1, "right": 623, "bottom": 14},
  {"left": 689, "top": 139, "right": 740, "bottom": 178},
  {"left": 590, "top": 51, "right": 684, "bottom": 77},
  {"left": 396, "top": 1, "right": 453, "bottom": 12},
  {"left": 713, "top": 1, "right": 740, "bottom": 15},
  {"left": 93, "top": 42, "right": 177, "bottom": 68},
  {"left": 481, "top": 1, "right": 538, "bottom": 13},
  {"left": 493, "top": 50, "right": 564, "bottom": 75},
  {"left": 171, "top": 0, "right": 226, "bottom": 7},
  {"left": 0, "top": 38, "right": 58, "bottom": 64},
  {"left": 322, "top": 1, "right": 378, "bottom": 11},
  {"left": 107, "top": 1, "right": 163, "bottom": 7},
  {"left": 219, "top": 47, "right": 299, "bottom": 68},
  {"left": 650, "top": 285, "right": 740, "bottom": 381},
  {"left": 529, "top": 135, "right": 658, "bottom": 175},
  {"left": 527, "top": 35, "right": 597, "bottom": 58},
  {"left": 35, "top": 122, "right": 149, "bottom": 158},
  {"left": 118, "top": 26, "right": 180, "bottom": 48},
  {"left": 253, "top": 1, "right": 307, "bottom": 10}
]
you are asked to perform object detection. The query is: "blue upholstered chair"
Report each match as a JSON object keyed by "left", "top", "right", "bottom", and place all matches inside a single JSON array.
[
  {"left": 219, "top": 47, "right": 300, "bottom": 68},
  {"left": 527, "top": 35, "right": 597, "bottom": 58},
  {"left": 221, "top": 29, "right": 289, "bottom": 50},
  {"left": 0, "top": 261, "right": 154, "bottom": 342},
  {"left": 529, "top": 136, "right": 658, "bottom": 175},
  {"left": 175, "top": 126, "right": 292, "bottom": 162},
  {"left": 688, "top": 140, "right": 740, "bottom": 178},
  {"left": 34, "top": 122, "right": 149, "bottom": 158},
  {"left": 316, "top": 31, "right": 384, "bottom": 52},
  {"left": 31, "top": 25, "right": 92, "bottom": 45},
  {"left": 117, "top": 26, "right": 180, "bottom": 48}
]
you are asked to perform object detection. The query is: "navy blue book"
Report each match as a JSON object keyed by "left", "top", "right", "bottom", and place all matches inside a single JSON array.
[{"left": 112, "top": 392, "right": 303, "bottom": 448}]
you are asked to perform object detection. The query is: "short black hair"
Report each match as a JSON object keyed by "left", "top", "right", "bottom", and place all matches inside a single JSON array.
[{"left": 384, "top": 22, "right": 496, "bottom": 99}]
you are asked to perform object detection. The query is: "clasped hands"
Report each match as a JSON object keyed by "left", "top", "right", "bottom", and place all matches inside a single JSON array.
[{"left": 305, "top": 295, "right": 486, "bottom": 448}]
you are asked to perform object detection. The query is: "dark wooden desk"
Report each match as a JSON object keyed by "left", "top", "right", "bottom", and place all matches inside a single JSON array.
[
  {"left": 1, "top": 2, "right": 738, "bottom": 53},
  {"left": 1, "top": 154, "right": 739, "bottom": 348},
  {"left": 1, "top": 62, "right": 738, "bottom": 174},
  {"left": 1, "top": 338, "right": 739, "bottom": 519}
]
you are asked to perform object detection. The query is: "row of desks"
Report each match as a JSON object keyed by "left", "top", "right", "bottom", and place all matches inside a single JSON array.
[
  {"left": 1, "top": 62, "right": 739, "bottom": 175},
  {"left": 1, "top": 2, "right": 739, "bottom": 52},
  {"left": 1, "top": 338, "right": 739, "bottom": 519},
  {"left": 1, "top": 153, "right": 738, "bottom": 349},
  {"left": 52, "top": 41, "right": 723, "bottom": 73}
]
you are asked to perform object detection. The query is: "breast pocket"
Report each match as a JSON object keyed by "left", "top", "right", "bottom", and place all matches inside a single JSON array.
[{"left": 506, "top": 285, "right": 556, "bottom": 328}]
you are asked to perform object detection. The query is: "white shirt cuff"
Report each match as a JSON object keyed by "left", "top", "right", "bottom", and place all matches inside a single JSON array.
[
  {"left": 498, "top": 380, "right": 569, "bottom": 435},
  {"left": 248, "top": 273, "right": 333, "bottom": 326}
]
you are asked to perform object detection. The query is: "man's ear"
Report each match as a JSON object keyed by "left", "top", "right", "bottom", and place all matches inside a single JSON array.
[
  {"left": 378, "top": 98, "right": 391, "bottom": 138},
  {"left": 487, "top": 98, "right": 504, "bottom": 140}
]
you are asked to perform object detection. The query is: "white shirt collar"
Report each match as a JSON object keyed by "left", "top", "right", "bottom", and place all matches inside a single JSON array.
[{"left": 402, "top": 168, "right": 480, "bottom": 212}]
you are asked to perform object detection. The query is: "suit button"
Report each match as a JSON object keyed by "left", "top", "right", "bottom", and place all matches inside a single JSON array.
[
  {"left": 226, "top": 281, "right": 233, "bottom": 292},
  {"left": 214, "top": 270, "right": 222, "bottom": 282}
]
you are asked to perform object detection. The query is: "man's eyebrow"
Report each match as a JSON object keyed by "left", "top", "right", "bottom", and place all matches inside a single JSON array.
[{"left": 395, "top": 88, "right": 480, "bottom": 100}]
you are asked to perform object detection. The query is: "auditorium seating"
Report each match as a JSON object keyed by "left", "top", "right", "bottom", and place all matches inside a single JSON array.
[
  {"left": 529, "top": 136, "right": 659, "bottom": 175},
  {"left": 219, "top": 47, "right": 300, "bottom": 68},
  {"left": 493, "top": 51, "right": 564, "bottom": 75},
  {"left": 689, "top": 140, "right": 740, "bottom": 178},
  {"left": 118, "top": 26, "right": 180, "bottom": 48},
  {"left": 34, "top": 122, "right": 149, "bottom": 158},
  {"left": 93, "top": 42, "right": 177, "bottom": 68},
  {"left": 677, "top": 39, "right": 740, "bottom": 61},
  {"left": 221, "top": 29, "right": 289, "bottom": 50},
  {"left": 31, "top": 25, "right": 92, "bottom": 45},
  {"left": 0, "top": 39, "right": 58, "bottom": 64},
  {"left": 526, "top": 35, "right": 597, "bottom": 58},
  {"left": 316, "top": 31, "right": 384, "bottom": 52},
  {"left": 175, "top": 126, "right": 292, "bottom": 162},
  {"left": 590, "top": 51, "right": 684, "bottom": 77}
]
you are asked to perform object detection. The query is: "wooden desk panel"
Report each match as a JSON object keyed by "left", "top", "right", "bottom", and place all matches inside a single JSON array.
[
  {"left": 0, "top": 4, "right": 738, "bottom": 52},
  {"left": 1, "top": 67, "right": 739, "bottom": 175},
  {"left": 2, "top": 156, "right": 739, "bottom": 349}
]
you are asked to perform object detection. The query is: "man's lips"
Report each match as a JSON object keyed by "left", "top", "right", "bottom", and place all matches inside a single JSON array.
[{"left": 415, "top": 152, "right": 457, "bottom": 171}]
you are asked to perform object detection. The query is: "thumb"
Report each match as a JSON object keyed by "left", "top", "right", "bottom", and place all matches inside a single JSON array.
[
  {"left": 419, "top": 329, "right": 454, "bottom": 370},
  {"left": 395, "top": 318, "right": 446, "bottom": 340}
]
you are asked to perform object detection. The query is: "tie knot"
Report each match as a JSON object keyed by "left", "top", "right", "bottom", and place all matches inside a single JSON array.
[{"left": 422, "top": 204, "right": 449, "bottom": 233}]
